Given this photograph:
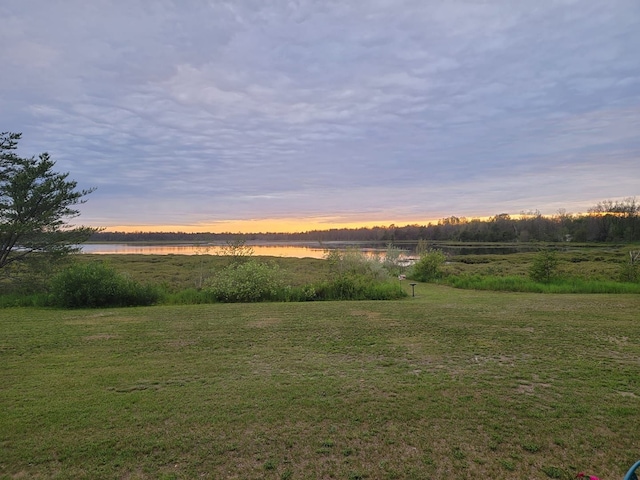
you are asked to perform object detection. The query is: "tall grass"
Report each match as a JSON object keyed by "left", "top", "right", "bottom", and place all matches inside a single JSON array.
[
  {"left": 446, "top": 274, "right": 640, "bottom": 293},
  {"left": 161, "top": 288, "right": 218, "bottom": 305},
  {"left": 312, "top": 274, "right": 406, "bottom": 300},
  {"left": 0, "top": 292, "right": 51, "bottom": 308}
]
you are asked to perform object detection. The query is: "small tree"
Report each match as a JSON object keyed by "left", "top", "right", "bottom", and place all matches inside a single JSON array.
[
  {"left": 415, "top": 239, "right": 430, "bottom": 256},
  {"left": 529, "top": 249, "right": 558, "bottom": 283},
  {"left": 218, "top": 237, "right": 254, "bottom": 265},
  {"left": 1, "top": 132, "right": 97, "bottom": 270}
]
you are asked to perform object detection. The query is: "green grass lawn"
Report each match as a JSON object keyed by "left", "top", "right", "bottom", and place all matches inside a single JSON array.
[{"left": 1, "top": 284, "right": 639, "bottom": 479}]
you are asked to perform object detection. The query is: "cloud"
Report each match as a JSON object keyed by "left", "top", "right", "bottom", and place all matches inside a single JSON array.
[{"left": 2, "top": 0, "right": 639, "bottom": 231}]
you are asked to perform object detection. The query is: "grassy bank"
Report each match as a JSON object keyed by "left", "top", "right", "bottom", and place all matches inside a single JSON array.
[
  {"left": 82, "top": 247, "right": 639, "bottom": 295},
  {"left": 1, "top": 285, "right": 639, "bottom": 479},
  {"left": 3, "top": 244, "right": 639, "bottom": 304}
]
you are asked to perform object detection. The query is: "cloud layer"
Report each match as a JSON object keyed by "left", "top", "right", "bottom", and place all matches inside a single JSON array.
[{"left": 2, "top": 0, "right": 639, "bottom": 231}]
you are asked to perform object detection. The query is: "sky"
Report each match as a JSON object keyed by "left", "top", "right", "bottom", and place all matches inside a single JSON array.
[{"left": 2, "top": 0, "right": 639, "bottom": 233}]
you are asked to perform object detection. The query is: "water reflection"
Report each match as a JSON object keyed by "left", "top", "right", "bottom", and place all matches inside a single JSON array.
[
  {"left": 82, "top": 244, "right": 335, "bottom": 259},
  {"left": 81, "top": 242, "right": 539, "bottom": 258}
]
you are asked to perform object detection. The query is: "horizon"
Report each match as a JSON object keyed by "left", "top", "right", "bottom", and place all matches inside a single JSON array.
[
  {"left": 99, "top": 216, "right": 442, "bottom": 234},
  {"left": 96, "top": 205, "right": 618, "bottom": 235}
]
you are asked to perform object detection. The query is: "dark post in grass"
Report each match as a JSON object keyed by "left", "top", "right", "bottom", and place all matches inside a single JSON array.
[{"left": 410, "top": 283, "right": 417, "bottom": 297}]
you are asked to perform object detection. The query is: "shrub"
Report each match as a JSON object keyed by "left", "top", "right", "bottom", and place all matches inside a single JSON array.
[
  {"left": 324, "top": 248, "right": 389, "bottom": 281},
  {"left": 382, "top": 243, "right": 405, "bottom": 277},
  {"left": 205, "top": 260, "right": 285, "bottom": 302},
  {"left": 529, "top": 250, "right": 558, "bottom": 283},
  {"left": 196, "top": 253, "right": 408, "bottom": 303},
  {"left": 619, "top": 251, "right": 639, "bottom": 283},
  {"left": 410, "top": 249, "right": 446, "bottom": 282},
  {"left": 317, "top": 249, "right": 406, "bottom": 300},
  {"left": 619, "top": 262, "right": 639, "bottom": 283},
  {"left": 50, "top": 262, "right": 160, "bottom": 308}
]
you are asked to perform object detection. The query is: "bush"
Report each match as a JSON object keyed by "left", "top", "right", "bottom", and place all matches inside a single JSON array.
[
  {"left": 205, "top": 260, "right": 285, "bottom": 302},
  {"left": 324, "top": 248, "right": 389, "bottom": 281},
  {"left": 619, "top": 262, "right": 639, "bottom": 283},
  {"left": 410, "top": 249, "right": 446, "bottom": 282},
  {"left": 529, "top": 250, "right": 558, "bottom": 283},
  {"left": 50, "top": 262, "right": 160, "bottom": 308},
  {"left": 382, "top": 243, "right": 406, "bottom": 277},
  {"left": 190, "top": 253, "right": 407, "bottom": 304},
  {"left": 317, "top": 249, "right": 406, "bottom": 300}
]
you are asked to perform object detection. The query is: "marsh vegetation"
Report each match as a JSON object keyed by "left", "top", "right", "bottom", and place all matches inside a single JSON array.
[{"left": 3, "top": 241, "right": 639, "bottom": 308}]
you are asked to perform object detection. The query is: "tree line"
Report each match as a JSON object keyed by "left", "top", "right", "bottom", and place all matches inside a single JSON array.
[{"left": 92, "top": 199, "right": 640, "bottom": 244}]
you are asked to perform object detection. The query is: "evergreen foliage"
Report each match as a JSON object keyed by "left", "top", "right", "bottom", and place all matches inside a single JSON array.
[{"left": 1, "top": 132, "right": 96, "bottom": 270}]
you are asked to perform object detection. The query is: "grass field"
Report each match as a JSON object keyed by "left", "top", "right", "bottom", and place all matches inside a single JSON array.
[{"left": 1, "top": 283, "right": 639, "bottom": 479}]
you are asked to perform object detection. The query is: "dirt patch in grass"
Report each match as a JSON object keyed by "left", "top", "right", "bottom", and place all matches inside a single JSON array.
[{"left": 617, "top": 391, "right": 638, "bottom": 398}]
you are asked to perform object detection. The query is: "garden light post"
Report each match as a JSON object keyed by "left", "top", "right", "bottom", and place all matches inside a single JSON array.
[{"left": 410, "top": 283, "right": 417, "bottom": 297}]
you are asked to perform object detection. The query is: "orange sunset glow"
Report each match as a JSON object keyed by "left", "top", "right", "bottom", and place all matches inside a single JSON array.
[{"left": 103, "top": 216, "right": 443, "bottom": 234}]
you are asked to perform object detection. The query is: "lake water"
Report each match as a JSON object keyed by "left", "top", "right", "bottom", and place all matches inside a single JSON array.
[
  {"left": 80, "top": 243, "right": 395, "bottom": 259},
  {"left": 81, "top": 242, "right": 540, "bottom": 258}
]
